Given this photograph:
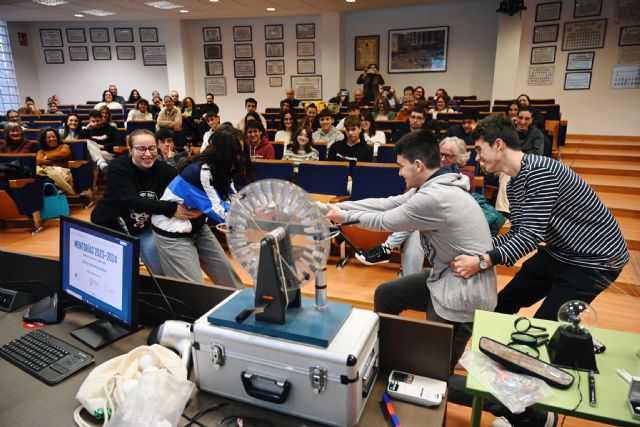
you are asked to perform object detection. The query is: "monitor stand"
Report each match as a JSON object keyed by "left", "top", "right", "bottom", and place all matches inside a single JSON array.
[{"left": 70, "top": 318, "right": 133, "bottom": 350}]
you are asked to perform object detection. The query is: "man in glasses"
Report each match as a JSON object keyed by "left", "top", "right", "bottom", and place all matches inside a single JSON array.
[{"left": 91, "top": 129, "right": 198, "bottom": 275}]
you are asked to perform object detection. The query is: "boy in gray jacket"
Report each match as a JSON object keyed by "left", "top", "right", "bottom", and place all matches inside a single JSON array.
[{"left": 325, "top": 130, "right": 497, "bottom": 369}]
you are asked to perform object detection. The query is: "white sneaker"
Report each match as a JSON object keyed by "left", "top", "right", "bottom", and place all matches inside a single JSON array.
[{"left": 491, "top": 417, "right": 512, "bottom": 427}]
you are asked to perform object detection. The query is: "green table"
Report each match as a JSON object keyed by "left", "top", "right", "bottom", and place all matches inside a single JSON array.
[{"left": 466, "top": 310, "right": 640, "bottom": 426}]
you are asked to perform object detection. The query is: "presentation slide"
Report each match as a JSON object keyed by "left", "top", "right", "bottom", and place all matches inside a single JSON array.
[{"left": 68, "top": 228, "right": 124, "bottom": 310}]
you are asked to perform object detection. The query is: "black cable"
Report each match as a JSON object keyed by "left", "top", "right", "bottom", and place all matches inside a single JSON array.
[
  {"left": 138, "top": 291, "right": 195, "bottom": 317},
  {"left": 138, "top": 298, "right": 196, "bottom": 323},
  {"left": 182, "top": 402, "right": 228, "bottom": 427},
  {"left": 560, "top": 367, "right": 582, "bottom": 427},
  {"left": 217, "top": 415, "right": 274, "bottom": 427}
]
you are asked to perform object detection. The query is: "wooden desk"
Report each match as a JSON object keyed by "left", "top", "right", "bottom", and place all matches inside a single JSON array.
[{"left": 466, "top": 311, "right": 640, "bottom": 427}]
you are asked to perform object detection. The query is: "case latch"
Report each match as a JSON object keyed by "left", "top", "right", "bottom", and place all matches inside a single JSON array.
[
  {"left": 309, "top": 366, "right": 328, "bottom": 393},
  {"left": 209, "top": 343, "right": 225, "bottom": 368}
]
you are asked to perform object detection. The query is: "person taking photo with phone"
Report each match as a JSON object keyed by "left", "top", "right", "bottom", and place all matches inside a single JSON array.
[{"left": 357, "top": 63, "right": 385, "bottom": 104}]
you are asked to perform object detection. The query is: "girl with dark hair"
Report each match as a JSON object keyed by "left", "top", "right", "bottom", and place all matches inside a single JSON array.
[
  {"left": 413, "top": 86, "right": 426, "bottom": 104},
  {"left": 151, "top": 125, "right": 246, "bottom": 288},
  {"left": 94, "top": 90, "right": 123, "bottom": 111},
  {"left": 274, "top": 110, "right": 298, "bottom": 145},
  {"left": 283, "top": 126, "right": 319, "bottom": 168},
  {"left": 18, "top": 96, "right": 40, "bottom": 117},
  {"left": 36, "top": 128, "right": 75, "bottom": 194},
  {"left": 59, "top": 114, "right": 82, "bottom": 140},
  {"left": 507, "top": 101, "right": 519, "bottom": 124},
  {"left": 126, "top": 99, "right": 153, "bottom": 123},
  {"left": 244, "top": 119, "right": 274, "bottom": 159},
  {"left": 428, "top": 96, "right": 455, "bottom": 119},
  {"left": 373, "top": 96, "right": 395, "bottom": 120},
  {"left": 127, "top": 89, "right": 142, "bottom": 103},
  {"left": 361, "top": 111, "right": 386, "bottom": 146}
]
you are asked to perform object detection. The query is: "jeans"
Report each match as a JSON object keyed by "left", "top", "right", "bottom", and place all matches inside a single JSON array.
[{"left": 138, "top": 226, "right": 164, "bottom": 275}]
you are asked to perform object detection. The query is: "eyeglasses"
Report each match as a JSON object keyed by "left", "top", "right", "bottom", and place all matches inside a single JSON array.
[
  {"left": 409, "top": 115, "right": 424, "bottom": 120},
  {"left": 440, "top": 153, "right": 456, "bottom": 160},
  {"left": 133, "top": 145, "right": 158, "bottom": 154}
]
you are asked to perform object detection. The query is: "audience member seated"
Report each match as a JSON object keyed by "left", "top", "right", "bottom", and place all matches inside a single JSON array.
[
  {"left": 181, "top": 96, "right": 199, "bottom": 144},
  {"left": 428, "top": 96, "right": 456, "bottom": 119},
  {"left": 0, "top": 122, "right": 36, "bottom": 153},
  {"left": 170, "top": 90, "right": 181, "bottom": 109},
  {"left": 94, "top": 90, "right": 123, "bottom": 111},
  {"left": 200, "top": 111, "right": 221, "bottom": 152},
  {"left": 17, "top": 96, "right": 40, "bottom": 118},
  {"left": 99, "top": 106, "right": 118, "bottom": 128},
  {"left": 395, "top": 107, "right": 434, "bottom": 142},
  {"left": 413, "top": 85, "right": 426, "bottom": 104},
  {"left": 516, "top": 93, "right": 546, "bottom": 131},
  {"left": 274, "top": 110, "right": 298, "bottom": 147},
  {"left": 440, "top": 136, "right": 474, "bottom": 192},
  {"left": 126, "top": 99, "right": 153, "bottom": 123},
  {"left": 373, "top": 96, "right": 396, "bottom": 121},
  {"left": 395, "top": 94, "right": 415, "bottom": 121},
  {"left": 430, "top": 88, "right": 460, "bottom": 111},
  {"left": 283, "top": 88, "right": 301, "bottom": 108},
  {"left": 127, "top": 89, "right": 142, "bottom": 104},
  {"left": 327, "top": 89, "right": 349, "bottom": 113},
  {"left": 507, "top": 100, "right": 519, "bottom": 124},
  {"left": 157, "top": 96, "right": 182, "bottom": 133},
  {"left": 384, "top": 87, "right": 402, "bottom": 111},
  {"left": 353, "top": 89, "right": 365, "bottom": 108},
  {"left": 357, "top": 63, "right": 385, "bottom": 103},
  {"left": 59, "top": 114, "right": 82, "bottom": 140},
  {"left": 80, "top": 110, "right": 119, "bottom": 171},
  {"left": 1, "top": 109, "right": 23, "bottom": 129},
  {"left": 328, "top": 116, "right": 373, "bottom": 163},
  {"left": 516, "top": 106, "right": 544, "bottom": 155},
  {"left": 245, "top": 120, "right": 274, "bottom": 160},
  {"left": 151, "top": 90, "right": 161, "bottom": 99},
  {"left": 446, "top": 110, "right": 479, "bottom": 145},
  {"left": 283, "top": 126, "right": 319, "bottom": 170},
  {"left": 197, "top": 93, "right": 220, "bottom": 118},
  {"left": 45, "top": 101, "right": 64, "bottom": 115},
  {"left": 313, "top": 108, "right": 344, "bottom": 149},
  {"left": 336, "top": 102, "right": 361, "bottom": 131},
  {"left": 151, "top": 125, "right": 245, "bottom": 287},
  {"left": 91, "top": 129, "right": 179, "bottom": 275},
  {"left": 36, "top": 128, "right": 75, "bottom": 195},
  {"left": 108, "top": 85, "right": 126, "bottom": 105},
  {"left": 279, "top": 99, "right": 295, "bottom": 114},
  {"left": 236, "top": 97, "right": 267, "bottom": 131},
  {"left": 157, "top": 128, "right": 188, "bottom": 169},
  {"left": 361, "top": 110, "right": 386, "bottom": 150},
  {"left": 300, "top": 102, "right": 320, "bottom": 131},
  {"left": 150, "top": 96, "right": 163, "bottom": 119}
]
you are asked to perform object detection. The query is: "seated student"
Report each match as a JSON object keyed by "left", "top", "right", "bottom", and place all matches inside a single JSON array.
[
  {"left": 327, "top": 116, "right": 373, "bottom": 163},
  {"left": 149, "top": 96, "right": 163, "bottom": 119},
  {"left": 446, "top": 110, "right": 479, "bottom": 145},
  {"left": 245, "top": 120, "right": 274, "bottom": 160},
  {"left": 157, "top": 96, "right": 182, "bottom": 133},
  {"left": 80, "top": 110, "right": 120, "bottom": 172},
  {"left": 361, "top": 111, "right": 386, "bottom": 147},
  {"left": 274, "top": 110, "right": 299, "bottom": 148},
  {"left": 1, "top": 109, "right": 23, "bottom": 129},
  {"left": 180, "top": 96, "right": 199, "bottom": 145},
  {"left": 127, "top": 89, "right": 142, "bottom": 104},
  {"left": 516, "top": 93, "right": 545, "bottom": 131},
  {"left": 373, "top": 96, "right": 395, "bottom": 121},
  {"left": 335, "top": 102, "right": 361, "bottom": 131},
  {"left": 151, "top": 125, "right": 246, "bottom": 288},
  {"left": 109, "top": 85, "right": 126, "bottom": 105},
  {"left": 327, "top": 89, "right": 349, "bottom": 112},
  {"left": 126, "top": 99, "right": 153, "bottom": 123},
  {"left": 312, "top": 108, "right": 344, "bottom": 150},
  {"left": 352, "top": 89, "right": 366, "bottom": 109},
  {"left": 45, "top": 101, "right": 64, "bottom": 115},
  {"left": 0, "top": 122, "right": 36, "bottom": 153},
  {"left": 282, "top": 88, "right": 301, "bottom": 108},
  {"left": 36, "top": 128, "right": 75, "bottom": 195},
  {"left": 235, "top": 97, "right": 267, "bottom": 131},
  {"left": 197, "top": 93, "right": 220, "bottom": 118},
  {"left": 279, "top": 99, "right": 295, "bottom": 114},
  {"left": 200, "top": 111, "right": 221, "bottom": 153},
  {"left": 300, "top": 102, "right": 320, "bottom": 131},
  {"left": 429, "top": 88, "right": 460, "bottom": 112},
  {"left": 283, "top": 126, "right": 319, "bottom": 169},
  {"left": 428, "top": 96, "right": 456, "bottom": 119},
  {"left": 157, "top": 128, "right": 188, "bottom": 169},
  {"left": 395, "top": 94, "right": 415, "bottom": 121},
  {"left": 506, "top": 100, "right": 519, "bottom": 125},
  {"left": 91, "top": 129, "right": 183, "bottom": 275},
  {"left": 394, "top": 106, "right": 434, "bottom": 142},
  {"left": 516, "top": 105, "right": 544, "bottom": 155},
  {"left": 384, "top": 87, "right": 402, "bottom": 111},
  {"left": 59, "top": 114, "right": 82, "bottom": 140},
  {"left": 94, "top": 90, "right": 123, "bottom": 111},
  {"left": 17, "top": 96, "right": 40, "bottom": 117},
  {"left": 412, "top": 85, "right": 426, "bottom": 104},
  {"left": 98, "top": 106, "right": 118, "bottom": 128}
]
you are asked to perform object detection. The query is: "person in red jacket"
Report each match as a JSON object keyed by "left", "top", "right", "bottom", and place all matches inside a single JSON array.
[
  {"left": 244, "top": 120, "right": 274, "bottom": 160},
  {"left": 0, "top": 123, "right": 36, "bottom": 153}
]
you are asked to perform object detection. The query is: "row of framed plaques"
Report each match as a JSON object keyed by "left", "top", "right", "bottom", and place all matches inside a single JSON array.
[
  {"left": 202, "top": 24, "right": 315, "bottom": 42},
  {"left": 205, "top": 58, "right": 316, "bottom": 77},
  {"left": 40, "top": 27, "right": 158, "bottom": 47},
  {"left": 533, "top": 19, "right": 607, "bottom": 50},
  {"left": 43, "top": 45, "right": 166, "bottom": 65},
  {"left": 530, "top": 46, "right": 595, "bottom": 70},
  {"left": 535, "top": 0, "right": 603, "bottom": 22},
  {"left": 203, "top": 74, "right": 322, "bottom": 98},
  {"left": 203, "top": 42, "right": 315, "bottom": 60}
]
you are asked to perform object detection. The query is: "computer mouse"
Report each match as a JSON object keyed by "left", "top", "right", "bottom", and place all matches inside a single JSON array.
[{"left": 22, "top": 294, "right": 64, "bottom": 324}]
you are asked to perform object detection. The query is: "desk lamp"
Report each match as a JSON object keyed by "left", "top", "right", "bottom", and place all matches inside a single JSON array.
[{"left": 547, "top": 300, "right": 598, "bottom": 372}]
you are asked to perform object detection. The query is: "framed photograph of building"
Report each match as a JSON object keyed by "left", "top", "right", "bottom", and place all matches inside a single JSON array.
[
  {"left": 233, "top": 26, "right": 252, "bottom": 42},
  {"left": 114, "top": 28, "right": 134, "bottom": 43},
  {"left": 388, "top": 26, "right": 448, "bottom": 73},
  {"left": 205, "top": 76, "right": 226, "bottom": 96},
  {"left": 296, "top": 23, "right": 315, "bottom": 39},
  {"left": 205, "top": 61, "right": 224, "bottom": 76},
  {"left": 139, "top": 27, "right": 158, "bottom": 43},
  {"left": 297, "top": 41, "right": 314, "bottom": 57},
  {"left": 265, "top": 42, "right": 284, "bottom": 57},
  {"left": 266, "top": 59, "right": 285, "bottom": 75},
  {"left": 44, "top": 49, "right": 64, "bottom": 64},
  {"left": 203, "top": 27, "right": 221, "bottom": 42},
  {"left": 65, "top": 28, "right": 85, "bottom": 44},
  {"left": 204, "top": 44, "right": 223, "bottom": 60},
  {"left": 92, "top": 46, "right": 111, "bottom": 61},
  {"left": 234, "top": 59, "right": 255, "bottom": 78},
  {"left": 89, "top": 28, "right": 109, "bottom": 43},
  {"left": 297, "top": 59, "right": 315, "bottom": 74},
  {"left": 265, "top": 24, "right": 283, "bottom": 40},
  {"left": 536, "top": 2, "right": 562, "bottom": 22},
  {"left": 234, "top": 44, "right": 253, "bottom": 58},
  {"left": 237, "top": 79, "right": 255, "bottom": 93},
  {"left": 116, "top": 46, "right": 136, "bottom": 60},
  {"left": 68, "top": 46, "right": 88, "bottom": 61},
  {"left": 40, "top": 29, "right": 63, "bottom": 47},
  {"left": 355, "top": 35, "right": 379, "bottom": 71}
]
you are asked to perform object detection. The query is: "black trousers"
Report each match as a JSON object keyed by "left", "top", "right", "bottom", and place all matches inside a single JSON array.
[{"left": 495, "top": 247, "right": 621, "bottom": 320}]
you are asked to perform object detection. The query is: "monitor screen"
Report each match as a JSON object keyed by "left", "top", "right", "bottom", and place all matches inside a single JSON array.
[{"left": 59, "top": 216, "right": 139, "bottom": 329}]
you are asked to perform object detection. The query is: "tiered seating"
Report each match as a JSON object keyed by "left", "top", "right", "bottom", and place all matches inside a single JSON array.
[
  {"left": 297, "top": 161, "right": 349, "bottom": 196},
  {"left": 0, "top": 153, "right": 44, "bottom": 233}
]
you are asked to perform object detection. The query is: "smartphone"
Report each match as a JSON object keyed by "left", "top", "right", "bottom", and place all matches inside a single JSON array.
[
  {"left": 383, "top": 86, "right": 390, "bottom": 92},
  {"left": 340, "top": 90, "right": 349, "bottom": 97}
]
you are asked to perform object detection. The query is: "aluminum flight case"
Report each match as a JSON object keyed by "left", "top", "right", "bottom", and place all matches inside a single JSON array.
[{"left": 191, "top": 292, "right": 379, "bottom": 427}]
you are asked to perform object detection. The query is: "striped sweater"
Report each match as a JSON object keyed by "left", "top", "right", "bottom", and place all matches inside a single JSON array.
[{"left": 488, "top": 154, "right": 629, "bottom": 271}]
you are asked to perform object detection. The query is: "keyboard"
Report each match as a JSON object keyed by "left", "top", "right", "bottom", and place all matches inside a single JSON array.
[{"left": 0, "top": 329, "right": 94, "bottom": 385}]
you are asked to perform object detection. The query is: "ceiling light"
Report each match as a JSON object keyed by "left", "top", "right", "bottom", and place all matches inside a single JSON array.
[
  {"left": 145, "top": 1, "right": 183, "bottom": 9},
  {"left": 81, "top": 9, "right": 116, "bottom": 16},
  {"left": 179, "top": 9, "right": 189, "bottom": 12},
  {"left": 32, "top": 0, "right": 69, "bottom": 5},
  {"left": 74, "top": 13, "right": 84, "bottom": 17},
  {"left": 346, "top": 0, "right": 356, "bottom": 3},
  {"left": 266, "top": 7, "right": 276, "bottom": 11},
  {"left": 209, "top": 0, "right": 219, "bottom": 2}
]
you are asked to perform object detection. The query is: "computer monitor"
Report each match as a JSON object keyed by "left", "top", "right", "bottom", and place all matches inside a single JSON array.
[{"left": 59, "top": 216, "right": 140, "bottom": 349}]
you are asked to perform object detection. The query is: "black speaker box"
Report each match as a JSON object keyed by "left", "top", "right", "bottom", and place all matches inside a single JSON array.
[{"left": 0, "top": 281, "right": 50, "bottom": 312}]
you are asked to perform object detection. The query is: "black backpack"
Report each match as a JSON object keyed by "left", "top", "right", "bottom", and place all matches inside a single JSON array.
[{"left": 0, "top": 159, "right": 34, "bottom": 181}]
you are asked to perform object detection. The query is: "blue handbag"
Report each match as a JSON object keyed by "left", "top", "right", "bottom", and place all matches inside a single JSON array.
[{"left": 41, "top": 182, "right": 70, "bottom": 220}]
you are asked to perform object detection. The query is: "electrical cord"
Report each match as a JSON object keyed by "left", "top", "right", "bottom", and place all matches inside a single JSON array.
[
  {"left": 182, "top": 402, "right": 228, "bottom": 427},
  {"left": 560, "top": 367, "right": 583, "bottom": 427},
  {"left": 217, "top": 415, "right": 274, "bottom": 427}
]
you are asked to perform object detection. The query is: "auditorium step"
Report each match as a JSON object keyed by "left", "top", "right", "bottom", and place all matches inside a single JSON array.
[
  {"left": 563, "top": 159, "right": 640, "bottom": 176},
  {"left": 561, "top": 147, "right": 640, "bottom": 162},
  {"left": 597, "top": 192, "right": 640, "bottom": 218},
  {"left": 579, "top": 174, "right": 640, "bottom": 195},
  {"left": 567, "top": 140, "right": 640, "bottom": 151}
]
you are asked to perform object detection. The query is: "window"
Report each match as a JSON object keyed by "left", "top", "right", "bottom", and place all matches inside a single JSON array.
[{"left": 0, "top": 21, "right": 20, "bottom": 114}]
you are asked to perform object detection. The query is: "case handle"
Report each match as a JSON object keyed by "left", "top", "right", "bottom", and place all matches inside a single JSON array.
[{"left": 241, "top": 371, "right": 291, "bottom": 404}]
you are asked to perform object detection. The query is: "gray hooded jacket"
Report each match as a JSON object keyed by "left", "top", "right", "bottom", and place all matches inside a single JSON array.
[{"left": 337, "top": 172, "right": 497, "bottom": 323}]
